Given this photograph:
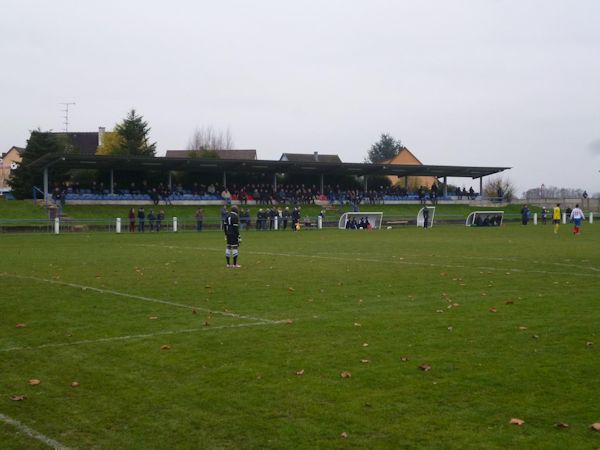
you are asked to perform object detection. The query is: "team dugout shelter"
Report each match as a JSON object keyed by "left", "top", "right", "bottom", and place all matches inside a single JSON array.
[{"left": 27, "top": 153, "right": 510, "bottom": 204}]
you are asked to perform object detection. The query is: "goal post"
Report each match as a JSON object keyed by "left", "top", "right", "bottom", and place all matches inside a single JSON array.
[
  {"left": 417, "top": 207, "right": 435, "bottom": 228},
  {"left": 338, "top": 212, "right": 383, "bottom": 230},
  {"left": 466, "top": 211, "right": 504, "bottom": 227}
]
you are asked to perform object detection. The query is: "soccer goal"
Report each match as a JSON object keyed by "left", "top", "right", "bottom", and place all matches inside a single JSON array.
[
  {"left": 338, "top": 212, "right": 383, "bottom": 230},
  {"left": 417, "top": 207, "right": 435, "bottom": 228},
  {"left": 465, "top": 211, "right": 504, "bottom": 227}
]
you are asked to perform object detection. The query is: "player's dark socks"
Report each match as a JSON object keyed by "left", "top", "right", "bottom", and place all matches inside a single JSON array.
[
  {"left": 233, "top": 256, "right": 237, "bottom": 265},
  {"left": 226, "top": 257, "right": 230, "bottom": 265}
]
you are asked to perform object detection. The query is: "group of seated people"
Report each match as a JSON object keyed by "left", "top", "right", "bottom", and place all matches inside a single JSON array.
[
  {"left": 52, "top": 179, "right": 480, "bottom": 205},
  {"left": 473, "top": 214, "right": 503, "bottom": 227},
  {"left": 345, "top": 217, "right": 372, "bottom": 230}
]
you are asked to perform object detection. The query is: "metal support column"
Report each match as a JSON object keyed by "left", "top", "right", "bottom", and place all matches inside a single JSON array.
[
  {"left": 168, "top": 172, "right": 172, "bottom": 190},
  {"left": 479, "top": 177, "right": 483, "bottom": 198},
  {"left": 43, "top": 167, "right": 49, "bottom": 206},
  {"left": 110, "top": 169, "right": 114, "bottom": 195},
  {"left": 364, "top": 176, "right": 368, "bottom": 192},
  {"left": 223, "top": 171, "right": 227, "bottom": 188},
  {"left": 320, "top": 174, "right": 324, "bottom": 194},
  {"left": 443, "top": 176, "right": 447, "bottom": 197},
  {"left": 273, "top": 173, "right": 277, "bottom": 191},
  {"left": 404, "top": 176, "right": 408, "bottom": 189}
]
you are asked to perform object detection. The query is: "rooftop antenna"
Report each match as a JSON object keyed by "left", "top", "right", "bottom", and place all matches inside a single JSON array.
[{"left": 60, "top": 102, "right": 76, "bottom": 132}]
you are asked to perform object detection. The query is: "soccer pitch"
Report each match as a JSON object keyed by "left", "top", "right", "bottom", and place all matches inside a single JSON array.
[{"left": 1, "top": 224, "right": 599, "bottom": 449}]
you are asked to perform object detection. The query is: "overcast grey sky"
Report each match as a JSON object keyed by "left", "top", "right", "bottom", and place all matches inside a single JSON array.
[{"left": 2, "top": 0, "right": 599, "bottom": 194}]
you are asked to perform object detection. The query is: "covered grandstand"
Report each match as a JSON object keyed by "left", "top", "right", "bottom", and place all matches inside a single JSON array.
[{"left": 26, "top": 153, "right": 511, "bottom": 205}]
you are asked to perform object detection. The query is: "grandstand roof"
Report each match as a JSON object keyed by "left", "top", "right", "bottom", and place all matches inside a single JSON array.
[
  {"left": 165, "top": 149, "right": 257, "bottom": 160},
  {"left": 27, "top": 153, "right": 510, "bottom": 179}
]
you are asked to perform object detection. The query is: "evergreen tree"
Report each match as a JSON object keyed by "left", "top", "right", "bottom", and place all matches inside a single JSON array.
[
  {"left": 8, "top": 130, "right": 62, "bottom": 199},
  {"left": 113, "top": 109, "right": 157, "bottom": 156},
  {"left": 366, "top": 133, "right": 403, "bottom": 163}
]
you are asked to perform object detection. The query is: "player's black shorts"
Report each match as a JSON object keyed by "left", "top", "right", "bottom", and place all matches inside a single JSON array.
[{"left": 226, "top": 235, "right": 239, "bottom": 246}]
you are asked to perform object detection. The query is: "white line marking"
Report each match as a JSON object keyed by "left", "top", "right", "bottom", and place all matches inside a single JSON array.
[
  {"left": 0, "top": 321, "right": 285, "bottom": 353},
  {"left": 134, "top": 244, "right": 600, "bottom": 278},
  {"left": 0, "top": 413, "right": 70, "bottom": 449},
  {"left": 0, "top": 272, "right": 278, "bottom": 324}
]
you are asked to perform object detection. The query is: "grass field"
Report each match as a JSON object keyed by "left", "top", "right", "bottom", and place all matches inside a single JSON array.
[{"left": 1, "top": 223, "right": 599, "bottom": 449}]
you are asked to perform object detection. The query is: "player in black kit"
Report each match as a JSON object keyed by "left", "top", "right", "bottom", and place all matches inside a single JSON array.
[{"left": 224, "top": 205, "right": 241, "bottom": 268}]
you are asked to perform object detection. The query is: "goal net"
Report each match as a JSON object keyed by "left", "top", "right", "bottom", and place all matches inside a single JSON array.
[
  {"left": 338, "top": 212, "right": 383, "bottom": 230},
  {"left": 465, "top": 211, "right": 504, "bottom": 227},
  {"left": 417, "top": 207, "right": 435, "bottom": 228}
]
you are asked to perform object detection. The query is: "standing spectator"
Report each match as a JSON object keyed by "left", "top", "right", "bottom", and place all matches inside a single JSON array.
[
  {"left": 520, "top": 204, "right": 530, "bottom": 225},
  {"left": 541, "top": 207, "right": 548, "bottom": 225},
  {"left": 422, "top": 206, "right": 430, "bottom": 229},
  {"left": 156, "top": 210, "right": 164, "bottom": 232},
  {"left": 569, "top": 204, "right": 585, "bottom": 235},
  {"left": 224, "top": 205, "right": 241, "bottom": 268},
  {"left": 291, "top": 206, "right": 301, "bottom": 231},
  {"left": 195, "top": 208, "right": 204, "bottom": 232},
  {"left": 553, "top": 203, "right": 561, "bottom": 234},
  {"left": 148, "top": 209, "right": 156, "bottom": 232},
  {"left": 128, "top": 208, "right": 136, "bottom": 232},
  {"left": 137, "top": 207, "right": 146, "bottom": 232},
  {"left": 282, "top": 207, "right": 290, "bottom": 230}
]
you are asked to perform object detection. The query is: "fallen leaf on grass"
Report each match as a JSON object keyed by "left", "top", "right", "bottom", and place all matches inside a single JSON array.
[
  {"left": 10, "top": 395, "right": 25, "bottom": 401},
  {"left": 555, "top": 422, "right": 569, "bottom": 428},
  {"left": 418, "top": 364, "right": 432, "bottom": 372},
  {"left": 586, "top": 341, "right": 594, "bottom": 347},
  {"left": 285, "top": 319, "right": 294, "bottom": 325},
  {"left": 71, "top": 382, "right": 80, "bottom": 388},
  {"left": 452, "top": 303, "right": 460, "bottom": 307},
  {"left": 518, "top": 326, "right": 528, "bottom": 330},
  {"left": 203, "top": 321, "right": 211, "bottom": 327},
  {"left": 28, "top": 379, "right": 41, "bottom": 386},
  {"left": 160, "top": 344, "right": 171, "bottom": 350},
  {"left": 401, "top": 356, "right": 409, "bottom": 362},
  {"left": 15, "top": 323, "right": 26, "bottom": 328},
  {"left": 489, "top": 307, "right": 497, "bottom": 313},
  {"left": 591, "top": 423, "right": 600, "bottom": 431},
  {"left": 340, "top": 371, "right": 352, "bottom": 378},
  {"left": 532, "top": 335, "right": 540, "bottom": 339},
  {"left": 505, "top": 300, "right": 514, "bottom": 305},
  {"left": 340, "top": 432, "right": 349, "bottom": 439},
  {"left": 288, "top": 287, "right": 295, "bottom": 292},
  {"left": 295, "top": 369, "right": 305, "bottom": 376},
  {"left": 148, "top": 316, "right": 158, "bottom": 320},
  {"left": 509, "top": 418, "right": 525, "bottom": 426},
  {"left": 204, "top": 285, "right": 211, "bottom": 289},
  {"left": 354, "top": 323, "right": 362, "bottom": 327},
  {"left": 361, "top": 359, "right": 370, "bottom": 364},
  {"left": 192, "top": 309, "right": 197, "bottom": 315},
  {"left": 362, "top": 343, "right": 369, "bottom": 347}
]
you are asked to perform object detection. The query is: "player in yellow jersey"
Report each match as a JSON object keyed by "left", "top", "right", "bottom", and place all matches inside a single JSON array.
[{"left": 553, "top": 203, "right": 561, "bottom": 234}]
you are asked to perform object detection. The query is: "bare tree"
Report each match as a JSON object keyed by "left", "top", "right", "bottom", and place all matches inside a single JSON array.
[
  {"left": 187, "top": 126, "right": 234, "bottom": 151},
  {"left": 483, "top": 177, "right": 516, "bottom": 202}
]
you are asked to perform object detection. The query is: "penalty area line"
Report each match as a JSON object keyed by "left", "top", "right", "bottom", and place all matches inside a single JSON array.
[
  {"left": 0, "top": 321, "right": 287, "bottom": 353},
  {"left": 0, "top": 413, "right": 71, "bottom": 450},
  {"left": 0, "top": 272, "right": 279, "bottom": 324}
]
